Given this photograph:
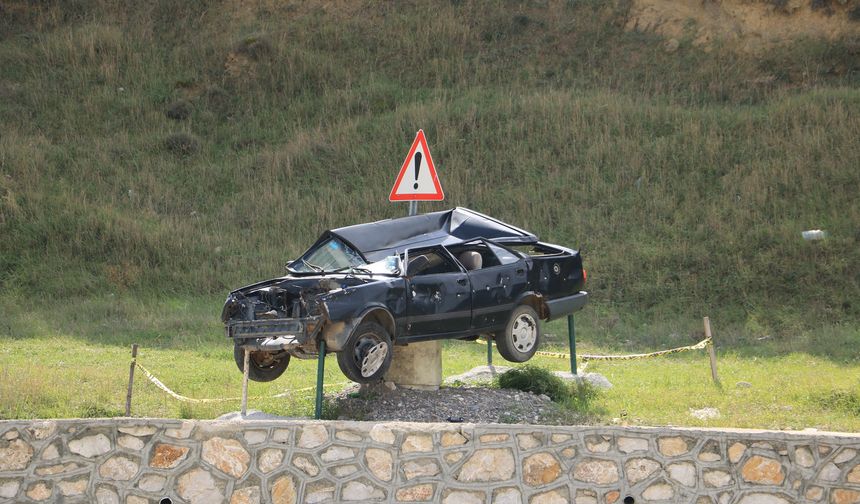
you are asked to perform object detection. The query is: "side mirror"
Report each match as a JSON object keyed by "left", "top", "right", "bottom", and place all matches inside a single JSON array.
[{"left": 406, "top": 254, "right": 430, "bottom": 277}]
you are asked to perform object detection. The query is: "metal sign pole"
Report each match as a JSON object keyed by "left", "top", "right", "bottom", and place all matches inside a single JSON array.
[
  {"left": 314, "top": 339, "right": 326, "bottom": 419},
  {"left": 486, "top": 336, "right": 493, "bottom": 366},
  {"left": 568, "top": 315, "right": 577, "bottom": 375}
]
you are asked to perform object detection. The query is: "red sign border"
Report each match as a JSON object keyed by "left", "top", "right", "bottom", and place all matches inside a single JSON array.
[{"left": 389, "top": 129, "right": 444, "bottom": 201}]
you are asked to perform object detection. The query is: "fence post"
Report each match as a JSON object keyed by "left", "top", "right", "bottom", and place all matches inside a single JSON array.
[
  {"left": 486, "top": 335, "right": 493, "bottom": 366},
  {"left": 704, "top": 316, "right": 719, "bottom": 384},
  {"left": 241, "top": 347, "right": 250, "bottom": 416},
  {"left": 314, "top": 339, "right": 327, "bottom": 420},
  {"left": 125, "top": 344, "right": 138, "bottom": 417},
  {"left": 567, "top": 315, "right": 577, "bottom": 375}
]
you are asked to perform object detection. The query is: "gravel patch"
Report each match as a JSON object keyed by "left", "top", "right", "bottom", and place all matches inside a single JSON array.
[{"left": 330, "top": 385, "right": 568, "bottom": 424}]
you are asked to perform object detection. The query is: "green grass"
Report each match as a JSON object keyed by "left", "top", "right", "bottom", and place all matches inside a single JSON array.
[
  {"left": 0, "top": 0, "right": 858, "bottom": 335},
  {"left": 1, "top": 295, "right": 857, "bottom": 431}
]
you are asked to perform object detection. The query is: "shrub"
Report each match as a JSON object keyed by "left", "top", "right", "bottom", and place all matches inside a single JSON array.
[
  {"left": 163, "top": 132, "right": 201, "bottom": 157},
  {"left": 496, "top": 365, "right": 571, "bottom": 402},
  {"left": 165, "top": 99, "right": 193, "bottom": 120}
]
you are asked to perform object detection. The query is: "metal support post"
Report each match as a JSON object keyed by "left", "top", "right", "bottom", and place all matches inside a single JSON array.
[
  {"left": 241, "top": 347, "right": 250, "bottom": 416},
  {"left": 567, "top": 315, "right": 577, "bottom": 375},
  {"left": 486, "top": 335, "right": 493, "bottom": 366},
  {"left": 125, "top": 344, "right": 138, "bottom": 416},
  {"left": 314, "top": 339, "right": 326, "bottom": 420},
  {"left": 408, "top": 201, "right": 418, "bottom": 216}
]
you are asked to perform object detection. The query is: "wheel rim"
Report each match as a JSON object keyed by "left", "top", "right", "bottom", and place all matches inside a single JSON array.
[
  {"left": 511, "top": 313, "right": 537, "bottom": 352},
  {"left": 354, "top": 334, "right": 388, "bottom": 378}
]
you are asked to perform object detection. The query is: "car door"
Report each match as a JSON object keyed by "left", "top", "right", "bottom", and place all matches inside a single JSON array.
[
  {"left": 404, "top": 247, "right": 472, "bottom": 338},
  {"left": 451, "top": 241, "right": 529, "bottom": 330}
]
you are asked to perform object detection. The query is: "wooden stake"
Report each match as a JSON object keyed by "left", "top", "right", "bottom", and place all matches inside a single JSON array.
[
  {"left": 125, "top": 344, "right": 138, "bottom": 417},
  {"left": 241, "top": 347, "right": 250, "bottom": 417},
  {"left": 704, "top": 317, "right": 719, "bottom": 384}
]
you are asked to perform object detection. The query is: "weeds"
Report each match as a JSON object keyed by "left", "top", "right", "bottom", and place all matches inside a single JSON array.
[
  {"left": 496, "top": 365, "right": 572, "bottom": 402},
  {"left": 810, "top": 389, "right": 860, "bottom": 416},
  {"left": 163, "top": 132, "right": 201, "bottom": 157}
]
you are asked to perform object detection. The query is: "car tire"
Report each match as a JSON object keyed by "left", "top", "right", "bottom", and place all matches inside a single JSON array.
[
  {"left": 233, "top": 345, "right": 290, "bottom": 382},
  {"left": 496, "top": 305, "right": 541, "bottom": 363},
  {"left": 337, "top": 321, "right": 393, "bottom": 383}
]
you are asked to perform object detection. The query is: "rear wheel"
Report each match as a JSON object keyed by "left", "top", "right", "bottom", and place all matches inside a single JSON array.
[
  {"left": 233, "top": 345, "right": 290, "bottom": 382},
  {"left": 496, "top": 305, "right": 541, "bottom": 363},
  {"left": 337, "top": 322, "right": 393, "bottom": 383}
]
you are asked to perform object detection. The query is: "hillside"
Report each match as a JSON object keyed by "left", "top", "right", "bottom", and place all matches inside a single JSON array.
[{"left": 1, "top": 0, "right": 859, "bottom": 339}]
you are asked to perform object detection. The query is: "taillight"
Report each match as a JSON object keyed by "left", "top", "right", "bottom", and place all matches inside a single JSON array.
[{"left": 582, "top": 269, "right": 587, "bottom": 284}]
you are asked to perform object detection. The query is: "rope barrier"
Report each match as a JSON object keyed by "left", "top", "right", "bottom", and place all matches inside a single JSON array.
[
  {"left": 475, "top": 336, "right": 712, "bottom": 362},
  {"left": 135, "top": 362, "right": 348, "bottom": 404}
]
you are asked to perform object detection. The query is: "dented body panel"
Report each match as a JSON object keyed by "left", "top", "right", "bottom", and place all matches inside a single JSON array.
[{"left": 221, "top": 208, "right": 588, "bottom": 376}]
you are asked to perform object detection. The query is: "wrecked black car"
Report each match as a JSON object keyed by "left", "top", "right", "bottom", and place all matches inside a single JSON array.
[{"left": 221, "top": 208, "right": 587, "bottom": 383}]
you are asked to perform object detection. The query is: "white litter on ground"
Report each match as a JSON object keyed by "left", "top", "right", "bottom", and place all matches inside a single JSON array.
[{"left": 689, "top": 407, "right": 720, "bottom": 420}]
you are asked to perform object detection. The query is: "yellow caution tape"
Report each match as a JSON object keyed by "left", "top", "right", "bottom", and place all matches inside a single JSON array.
[
  {"left": 475, "top": 337, "right": 712, "bottom": 362},
  {"left": 135, "top": 362, "right": 348, "bottom": 404}
]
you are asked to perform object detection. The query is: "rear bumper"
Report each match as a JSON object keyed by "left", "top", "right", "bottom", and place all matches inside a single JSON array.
[{"left": 545, "top": 291, "right": 588, "bottom": 320}]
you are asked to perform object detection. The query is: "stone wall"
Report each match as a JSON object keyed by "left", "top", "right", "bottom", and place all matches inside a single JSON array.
[{"left": 1, "top": 419, "right": 859, "bottom": 503}]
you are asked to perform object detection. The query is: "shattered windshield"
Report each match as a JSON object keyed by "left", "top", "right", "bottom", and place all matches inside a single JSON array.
[
  {"left": 288, "top": 237, "right": 401, "bottom": 275},
  {"left": 289, "top": 236, "right": 365, "bottom": 273}
]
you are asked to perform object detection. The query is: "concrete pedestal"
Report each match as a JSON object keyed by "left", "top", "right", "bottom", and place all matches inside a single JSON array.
[{"left": 384, "top": 340, "right": 442, "bottom": 390}]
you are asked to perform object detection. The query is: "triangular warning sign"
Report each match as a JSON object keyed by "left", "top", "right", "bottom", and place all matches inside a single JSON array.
[{"left": 389, "top": 130, "right": 444, "bottom": 201}]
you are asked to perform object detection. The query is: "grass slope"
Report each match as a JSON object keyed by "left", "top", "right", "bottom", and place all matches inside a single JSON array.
[{"left": 0, "top": 1, "right": 858, "bottom": 425}]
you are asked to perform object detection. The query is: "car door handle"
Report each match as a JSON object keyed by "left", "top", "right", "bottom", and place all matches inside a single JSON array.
[
  {"left": 516, "top": 268, "right": 525, "bottom": 275},
  {"left": 457, "top": 278, "right": 467, "bottom": 286}
]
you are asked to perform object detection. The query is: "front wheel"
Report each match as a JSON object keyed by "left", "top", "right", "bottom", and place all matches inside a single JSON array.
[
  {"left": 495, "top": 305, "right": 541, "bottom": 363},
  {"left": 234, "top": 345, "right": 290, "bottom": 382},
  {"left": 336, "top": 322, "right": 393, "bottom": 383}
]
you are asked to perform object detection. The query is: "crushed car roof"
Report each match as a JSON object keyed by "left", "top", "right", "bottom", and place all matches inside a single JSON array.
[{"left": 330, "top": 207, "right": 538, "bottom": 261}]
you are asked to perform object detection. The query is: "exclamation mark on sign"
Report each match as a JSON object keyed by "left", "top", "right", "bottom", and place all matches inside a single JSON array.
[{"left": 413, "top": 152, "right": 422, "bottom": 190}]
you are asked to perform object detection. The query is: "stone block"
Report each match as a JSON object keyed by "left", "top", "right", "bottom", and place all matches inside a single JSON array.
[
  {"left": 667, "top": 461, "right": 696, "bottom": 487},
  {"left": 258, "top": 448, "right": 284, "bottom": 473},
  {"left": 298, "top": 425, "right": 329, "bottom": 449},
  {"left": 270, "top": 474, "right": 297, "bottom": 504},
  {"left": 403, "top": 459, "right": 440, "bottom": 480},
  {"left": 658, "top": 437, "right": 690, "bottom": 457},
  {"left": 493, "top": 487, "right": 522, "bottom": 504},
  {"left": 617, "top": 436, "right": 648, "bottom": 453},
  {"left": 529, "top": 488, "right": 569, "bottom": 504},
  {"left": 230, "top": 486, "right": 261, "bottom": 504},
  {"left": 523, "top": 452, "right": 562, "bottom": 486},
  {"left": 369, "top": 425, "right": 395, "bottom": 445},
  {"left": 742, "top": 455, "right": 785, "bottom": 485},
  {"left": 342, "top": 479, "right": 385, "bottom": 501},
  {"left": 26, "top": 482, "right": 52, "bottom": 501},
  {"left": 98, "top": 455, "right": 139, "bottom": 481},
  {"left": 396, "top": 484, "right": 434, "bottom": 502},
  {"left": 402, "top": 434, "right": 433, "bottom": 453},
  {"left": 458, "top": 448, "right": 516, "bottom": 482},
  {"left": 366, "top": 448, "right": 393, "bottom": 481},
  {"left": 625, "top": 457, "right": 661, "bottom": 485},
  {"left": 68, "top": 433, "right": 111, "bottom": 458},
  {"left": 442, "top": 431, "right": 468, "bottom": 447},
  {"left": 642, "top": 481, "right": 674, "bottom": 501},
  {"left": 574, "top": 459, "right": 620, "bottom": 485},
  {"left": 795, "top": 446, "right": 815, "bottom": 467},
  {"left": 443, "top": 490, "right": 485, "bottom": 504},
  {"left": 292, "top": 455, "right": 319, "bottom": 476},
  {"left": 150, "top": 444, "right": 190, "bottom": 469}
]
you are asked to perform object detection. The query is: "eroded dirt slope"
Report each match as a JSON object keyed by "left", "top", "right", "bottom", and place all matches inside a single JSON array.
[{"left": 626, "top": 0, "right": 860, "bottom": 51}]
